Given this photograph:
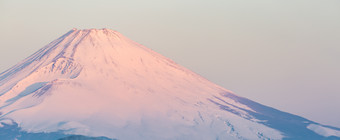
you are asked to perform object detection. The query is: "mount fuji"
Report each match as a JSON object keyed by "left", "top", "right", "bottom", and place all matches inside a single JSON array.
[{"left": 0, "top": 28, "right": 339, "bottom": 140}]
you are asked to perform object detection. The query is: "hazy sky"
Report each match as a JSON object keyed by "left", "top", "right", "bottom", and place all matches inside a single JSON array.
[{"left": 1, "top": 0, "right": 339, "bottom": 127}]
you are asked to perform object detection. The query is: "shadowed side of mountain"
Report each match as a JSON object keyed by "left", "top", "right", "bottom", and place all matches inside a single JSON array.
[{"left": 219, "top": 92, "right": 340, "bottom": 140}]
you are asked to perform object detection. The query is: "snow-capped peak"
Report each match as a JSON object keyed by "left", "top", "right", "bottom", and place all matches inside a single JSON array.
[{"left": 0, "top": 28, "right": 339, "bottom": 140}]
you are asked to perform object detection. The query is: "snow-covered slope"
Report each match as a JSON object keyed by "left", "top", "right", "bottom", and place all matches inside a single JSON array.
[{"left": 0, "top": 28, "right": 339, "bottom": 140}]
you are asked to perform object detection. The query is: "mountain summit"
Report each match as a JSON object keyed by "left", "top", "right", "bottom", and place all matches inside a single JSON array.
[{"left": 0, "top": 28, "right": 339, "bottom": 140}]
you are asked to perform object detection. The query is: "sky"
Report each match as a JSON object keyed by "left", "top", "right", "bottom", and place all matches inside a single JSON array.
[{"left": 0, "top": 0, "right": 339, "bottom": 127}]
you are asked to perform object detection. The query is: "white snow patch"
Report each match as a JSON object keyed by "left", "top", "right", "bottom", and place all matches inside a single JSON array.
[
  {"left": 0, "top": 119, "right": 14, "bottom": 127},
  {"left": 307, "top": 124, "right": 340, "bottom": 137},
  {"left": 58, "top": 121, "right": 90, "bottom": 135}
]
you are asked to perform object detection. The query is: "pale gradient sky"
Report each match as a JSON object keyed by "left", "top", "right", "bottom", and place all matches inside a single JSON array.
[{"left": 1, "top": 0, "right": 340, "bottom": 127}]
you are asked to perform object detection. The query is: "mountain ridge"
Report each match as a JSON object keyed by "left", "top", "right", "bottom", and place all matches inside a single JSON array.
[{"left": 0, "top": 28, "right": 339, "bottom": 140}]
